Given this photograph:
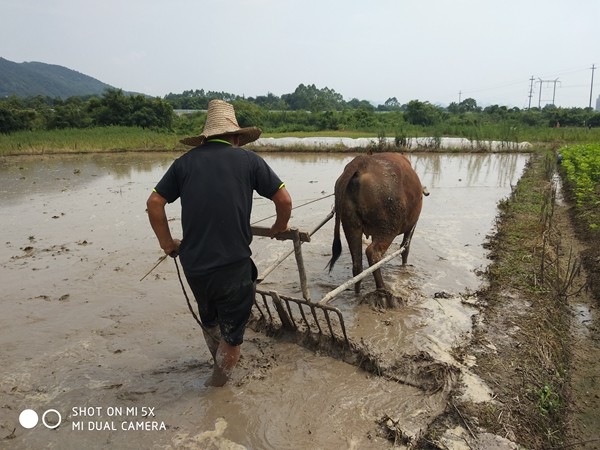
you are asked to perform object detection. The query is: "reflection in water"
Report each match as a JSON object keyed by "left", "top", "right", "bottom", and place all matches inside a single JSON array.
[
  {"left": 0, "top": 152, "right": 183, "bottom": 204},
  {"left": 0, "top": 150, "right": 525, "bottom": 201},
  {"left": 411, "top": 152, "right": 525, "bottom": 189}
]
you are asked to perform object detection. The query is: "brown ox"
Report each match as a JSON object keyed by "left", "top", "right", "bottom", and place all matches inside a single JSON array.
[{"left": 326, "top": 153, "right": 424, "bottom": 296}]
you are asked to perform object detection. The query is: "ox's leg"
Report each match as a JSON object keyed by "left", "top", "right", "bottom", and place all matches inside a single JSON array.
[
  {"left": 345, "top": 228, "right": 364, "bottom": 293},
  {"left": 365, "top": 237, "right": 394, "bottom": 291},
  {"left": 364, "top": 236, "right": 404, "bottom": 308},
  {"left": 400, "top": 231, "right": 413, "bottom": 265}
]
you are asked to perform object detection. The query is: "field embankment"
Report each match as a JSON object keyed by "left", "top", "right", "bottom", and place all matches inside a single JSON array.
[
  {"left": 2, "top": 126, "right": 600, "bottom": 156},
  {"left": 424, "top": 147, "right": 600, "bottom": 450}
]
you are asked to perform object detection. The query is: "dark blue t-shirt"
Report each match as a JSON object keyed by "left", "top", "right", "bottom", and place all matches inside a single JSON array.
[{"left": 154, "top": 141, "right": 283, "bottom": 276}]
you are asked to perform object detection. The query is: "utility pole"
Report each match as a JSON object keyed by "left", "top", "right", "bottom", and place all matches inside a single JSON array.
[
  {"left": 458, "top": 90, "right": 462, "bottom": 104},
  {"left": 537, "top": 78, "right": 560, "bottom": 107},
  {"left": 528, "top": 76, "right": 535, "bottom": 109},
  {"left": 589, "top": 64, "right": 596, "bottom": 108},
  {"left": 552, "top": 78, "right": 559, "bottom": 105}
]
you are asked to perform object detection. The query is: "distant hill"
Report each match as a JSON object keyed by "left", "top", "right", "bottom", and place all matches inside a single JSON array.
[{"left": 0, "top": 57, "right": 116, "bottom": 99}]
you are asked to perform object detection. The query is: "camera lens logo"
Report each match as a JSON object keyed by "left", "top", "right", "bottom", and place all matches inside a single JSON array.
[{"left": 19, "top": 409, "right": 61, "bottom": 429}]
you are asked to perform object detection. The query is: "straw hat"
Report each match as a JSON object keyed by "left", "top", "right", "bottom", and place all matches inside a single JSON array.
[{"left": 180, "top": 99, "right": 262, "bottom": 147}]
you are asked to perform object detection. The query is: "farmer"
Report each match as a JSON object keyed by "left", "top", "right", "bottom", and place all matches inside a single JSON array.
[{"left": 146, "top": 99, "right": 292, "bottom": 387}]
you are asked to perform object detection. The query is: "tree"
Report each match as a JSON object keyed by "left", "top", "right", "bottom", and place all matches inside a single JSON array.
[
  {"left": 404, "top": 100, "right": 443, "bottom": 126},
  {"left": 460, "top": 98, "right": 480, "bottom": 113},
  {"left": 0, "top": 104, "right": 26, "bottom": 133},
  {"left": 448, "top": 98, "right": 480, "bottom": 114},
  {"left": 483, "top": 104, "right": 509, "bottom": 117},
  {"left": 86, "top": 90, "right": 173, "bottom": 129},
  {"left": 281, "top": 84, "right": 345, "bottom": 112},
  {"left": 346, "top": 98, "right": 374, "bottom": 111},
  {"left": 342, "top": 106, "right": 376, "bottom": 130},
  {"left": 314, "top": 110, "right": 340, "bottom": 130},
  {"left": 251, "top": 92, "right": 287, "bottom": 111},
  {"left": 447, "top": 102, "right": 460, "bottom": 114},
  {"left": 378, "top": 97, "right": 401, "bottom": 111},
  {"left": 48, "top": 98, "right": 91, "bottom": 129},
  {"left": 87, "top": 89, "right": 130, "bottom": 126},
  {"left": 232, "top": 100, "right": 264, "bottom": 128}
]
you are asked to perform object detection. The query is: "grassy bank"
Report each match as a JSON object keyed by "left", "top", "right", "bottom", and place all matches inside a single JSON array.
[
  {"left": 2, "top": 125, "right": 600, "bottom": 156},
  {"left": 0, "top": 128, "right": 379, "bottom": 156},
  {"left": 0, "top": 126, "right": 186, "bottom": 155},
  {"left": 445, "top": 149, "right": 597, "bottom": 449}
]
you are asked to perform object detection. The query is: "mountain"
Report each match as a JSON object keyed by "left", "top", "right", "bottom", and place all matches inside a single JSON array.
[{"left": 0, "top": 57, "right": 116, "bottom": 99}]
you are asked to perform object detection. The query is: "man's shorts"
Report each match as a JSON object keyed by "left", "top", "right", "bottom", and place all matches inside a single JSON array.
[{"left": 185, "top": 258, "right": 257, "bottom": 346}]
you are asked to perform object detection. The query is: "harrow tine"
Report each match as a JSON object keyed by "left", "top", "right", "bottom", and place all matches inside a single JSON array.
[
  {"left": 270, "top": 291, "right": 295, "bottom": 331},
  {"left": 257, "top": 292, "right": 273, "bottom": 323},
  {"left": 321, "top": 309, "right": 336, "bottom": 342},
  {"left": 282, "top": 296, "right": 298, "bottom": 330},
  {"left": 309, "top": 304, "right": 324, "bottom": 336},
  {"left": 330, "top": 308, "right": 350, "bottom": 345},
  {"left": 296, "top": 303, "right": 314, "bottom": 334},
  {"left": 250, "top": 217, "right": 354, "bottom": 348},
  {"left": 253, "top": 289, "right": 350, "bottom": 347}
]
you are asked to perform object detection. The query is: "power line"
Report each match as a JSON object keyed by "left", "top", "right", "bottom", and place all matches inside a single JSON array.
[
  {"left": 452, "top": 64, "right": 594, "bottom": 108},
  {"left": 461, "top": 65, "right": 590, "bottom": 97},
  {"left": 538, "top": 65, "right": 591, "bottom": 79},
  {"left": 461, "top": 78, "right": 527, "bottom": 95}
]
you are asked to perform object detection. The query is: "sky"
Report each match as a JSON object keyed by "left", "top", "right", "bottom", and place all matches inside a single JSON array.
[{"left": 1, "top": 0, "right": 599, "bottom": 109}]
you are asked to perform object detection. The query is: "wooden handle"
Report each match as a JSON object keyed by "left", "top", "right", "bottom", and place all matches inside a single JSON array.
[{"left": 251, "top": 226, "right": 311, "bottom": 243}]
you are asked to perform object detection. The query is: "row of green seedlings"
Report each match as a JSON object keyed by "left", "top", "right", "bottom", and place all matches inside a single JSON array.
[{"left": 559, "top": 143, "right": 600, "bottom": 230}]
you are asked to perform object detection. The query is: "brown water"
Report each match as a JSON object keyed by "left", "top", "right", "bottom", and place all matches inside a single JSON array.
[{"left": 0, "top": 152, "right": 528, "bottom": 449}]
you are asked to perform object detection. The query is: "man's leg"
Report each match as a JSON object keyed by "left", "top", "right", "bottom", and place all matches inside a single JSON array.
[
  {"left": 206, "top": 259, "right": 256, "bottom": 387},
  {"left": 201, "top": 325, "right": 221, "bottom": 362},
  {"left": 187, "top": 259, "right": 256, "bottom": 387},
  {"left": 206, "top": 340, "right": 241, "bottom": 387}
]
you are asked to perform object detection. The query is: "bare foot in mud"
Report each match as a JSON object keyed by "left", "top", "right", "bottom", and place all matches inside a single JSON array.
[
  {"left": 361, "top": 289, "right": 404, "bottom": 308},
  {"left": 204, "top": 341, "right": 239, "bottom": 387},
  {"left": 204, "top": 367, "right": 229, "bottom": 387}
]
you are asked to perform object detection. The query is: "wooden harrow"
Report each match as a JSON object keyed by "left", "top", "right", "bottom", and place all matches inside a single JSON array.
[{"left": 249, "top": 213, "right": 412, "bottom": 349}]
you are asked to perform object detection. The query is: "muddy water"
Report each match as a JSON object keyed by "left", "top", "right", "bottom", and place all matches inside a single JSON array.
[{"left": 0, "top": 152, "right": 528, "bottom": 449}]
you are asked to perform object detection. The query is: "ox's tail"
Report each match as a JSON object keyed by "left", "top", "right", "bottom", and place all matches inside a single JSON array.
[
  {"left": 326, "top": 166, "right": 363, "bottom": 273},
  {"left": 326, "top": 211, "right": 342, "bottom": 272}
]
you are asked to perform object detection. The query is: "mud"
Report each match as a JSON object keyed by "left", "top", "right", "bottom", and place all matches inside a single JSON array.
[{"left": 0, "top": 151, "right": 528, "bottom": 449}]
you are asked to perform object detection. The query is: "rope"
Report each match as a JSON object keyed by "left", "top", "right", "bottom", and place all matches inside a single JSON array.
[
  {"left": 152, "top": 192, "right": 335, "bottom": 329},
  {"left": 251, "top": 192, "right": 334, "bottom": 225},
  {"left": 173, "top": 257, "right": 207, "bottom": 332}
]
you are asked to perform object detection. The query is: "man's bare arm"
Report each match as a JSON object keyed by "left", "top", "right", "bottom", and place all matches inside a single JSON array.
[
  {"left": 269, "top": 187, "right": 292, "bottom": 237},
  {"left": 146, "top": 191, "right": 180, "bottom": 256}
]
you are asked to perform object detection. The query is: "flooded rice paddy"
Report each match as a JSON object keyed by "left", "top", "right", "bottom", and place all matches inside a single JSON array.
[{"left": 0, "top": 151, "right": 528, "bottom": 449}]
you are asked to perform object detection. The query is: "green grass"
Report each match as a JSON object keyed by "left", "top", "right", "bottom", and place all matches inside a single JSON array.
[
  {"left": 536, "top": 383, "right": 562, "bottom": 416},
  {"left": 0, "top": 127, "right": 381, "bottom": 156},
  {"left": 2, "top": 125, "right": 600, "bottom": 156},
  {"left": 0, "top": 126, "right": 185, "bottom": 155},
  {"left": 487, "top": 152, "right": 561, "bottom": 291}
]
